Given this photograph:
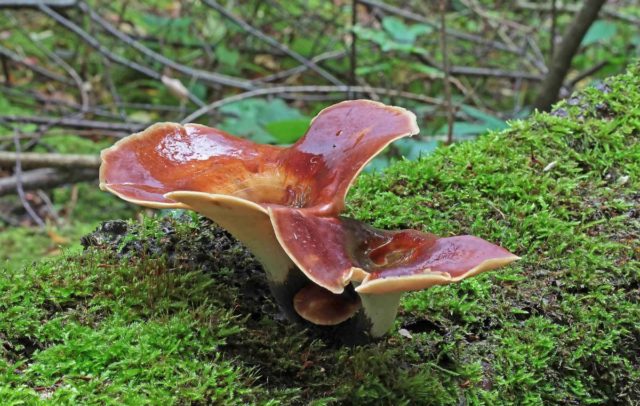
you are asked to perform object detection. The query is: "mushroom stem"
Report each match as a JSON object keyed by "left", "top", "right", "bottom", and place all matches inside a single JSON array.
[
  {"left": 357, "top": 288, "right": 403, "bottom": 338},
  {"left": 149, "top": 192, "right": 400, "bottom": 342}
]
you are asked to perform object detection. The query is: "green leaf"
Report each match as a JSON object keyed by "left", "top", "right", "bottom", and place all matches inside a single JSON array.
[
  {"left": 382, "top": 16, "right": 431, "bottom": 45},
  {"left": 437, "top": 122, "right": 499, "bottom": 137},
  {"left": 394, "top": 138, "right": 439, "bottom": 160},
  {"left": 582, "top": 21, "right": 617, "bottom": 46},
  {"left": 363, "top": 156, "right": 390, "bottom": 172},
  {"left": 460, "top": 105, "right": 508, "bottom": 130},
  {"left": 409, "top": 62, "right": 444, "bottom": 78},
  {"left": 355, "top": 62, "right": 393, "bottom": 75},
  {"left": 215, "top": 44, "right": 240, "bottom": 67},
  {"left": 218, "top": 98, "right": 305, "bottom": 144},
  {"left": 353, "top": 25, "right": 428, "bottom": 54},
  {"left": 264, "top": 118, "right": 311, "bottom": 144}
]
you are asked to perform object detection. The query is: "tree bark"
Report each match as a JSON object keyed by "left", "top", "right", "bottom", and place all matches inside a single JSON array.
[{"left": 0, "top": 168, "right": 97, "bottom": 197}]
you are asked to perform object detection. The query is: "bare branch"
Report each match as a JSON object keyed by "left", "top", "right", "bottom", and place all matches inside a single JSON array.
[
  {"left": 78, "top": 1, "right": 254, "bottom": 90},
  {"left": 449, "top": 66, "right": 542, "bottom": 81},
  {"left": 0, "top": 115, "right": 145, "bottom": 133},
  {"left": 0, "top": 152, "right": 100, "bottom": 169},
  {"left": 181, "top": 85, "right": 443, "bottom": 124},
  {"left": 0, "top": 0, "right": 76, "bottom": 8},
  {"left": 255, "top": 50, "right": 347, "bottom": 83},
  {"left": 36, "top": 3, "right": 206, "bottom": 107},
  {"left": 357, "top": 0, "right": 521, "bottom": 54},
  {"left": 533, "top": 0, "right": 607, "bottom": 111},
  {"left": 438, "top": 0, "right": 454, "bottom": 145},
  {"left": 12, "top": 130, "right": 45, "bottom": 227},
  {"left": 0, "top": 167, "right": 97, "bottom": 197},
  {"left": 201, "top": 0, "right": 345, "bottom": 87},
  {"left": 0, "top": 44, "right": 74, "bottom": 85}
]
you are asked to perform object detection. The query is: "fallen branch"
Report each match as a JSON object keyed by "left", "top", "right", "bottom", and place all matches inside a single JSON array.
[
  {"left": 181, "top": 85, "right": 443, "bottom": 123},
  {"left": 0, "top": 152, "right": 100, "bottom": 169},
  {"left": 36, "top": 3, "right": 206, "bottom": 107},
  {"left": 0, "top": 45, "right": 74, "bottom": 85},
  {"left": 357, "top": 0, "right": 521, "bottom": 54},
  {"left": 201, "top": 0, "right": 345, "bottom": 87},
  {"left": 79, "top": 2, "right": 253, "bottom": 90},
  {"left": 516, "top": 1, "right": 640, "bottom": 25},
  {"left": 0, "top": 0, "right": 75, "bottom": 8},
  {"left": 0, "top": 115, "right": 146, "bottom": 133},
  {"left": 0, "top": 167, "right": 97, "bottom": 197},
  {"left": 533, "top": 0, "right": 607, "bottom": 111}
]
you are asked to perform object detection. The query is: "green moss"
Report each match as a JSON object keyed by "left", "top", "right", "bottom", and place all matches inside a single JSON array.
[{"left": 1, "top": 64, "right": 639, "bottom": 404}]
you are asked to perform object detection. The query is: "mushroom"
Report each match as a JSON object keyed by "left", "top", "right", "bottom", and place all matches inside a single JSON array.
[{"left": 100, "top": 100, "right": 519, "bottom": 343}]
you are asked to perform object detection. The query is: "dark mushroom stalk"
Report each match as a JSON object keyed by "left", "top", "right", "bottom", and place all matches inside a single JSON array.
[{"left": 100, "top": 100, "right": 519, "bottom": 343}]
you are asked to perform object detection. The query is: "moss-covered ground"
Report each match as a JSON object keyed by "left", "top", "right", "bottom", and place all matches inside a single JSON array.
[{"left": 1, "top": 64, "right": 639, "bottom": 404}]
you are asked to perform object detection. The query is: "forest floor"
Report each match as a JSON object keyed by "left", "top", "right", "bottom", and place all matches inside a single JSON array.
[{"left": 1, "top": 64, "right": 639, "bottom": 405}]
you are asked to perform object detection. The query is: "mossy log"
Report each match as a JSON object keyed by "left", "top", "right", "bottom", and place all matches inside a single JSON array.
[{"left": 2, "top": 64, "right": 639, "bottom": 404}]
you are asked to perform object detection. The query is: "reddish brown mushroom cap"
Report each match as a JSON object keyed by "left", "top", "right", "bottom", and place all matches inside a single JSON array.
[
  {"left": 270, "top": 207, "right": 519, "bottom": 295},
  {"left": 99, "top": 100, "right": 418, "bottom": 213},
  {"left": 284, "top": 100, "right": 418, "bottom": 214},
  {"left": 99, "top": 99, "right": 520, "bottom": 334},
  {"left": 293, "top": 284, "right": 361, "bottom": 325},
  {"left": 99, "top": 122, "right": 284, "bottom": 208}
]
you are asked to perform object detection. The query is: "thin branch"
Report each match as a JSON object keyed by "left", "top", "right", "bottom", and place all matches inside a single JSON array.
[
  {"left": 0, "top": 115, "right": 146, "bottom": 133},
  {"left": 357, "top": 0, "right": 521, "bottom": 54},
  {"left": 449, "top": 66, "right": 542, "bottom": 81},
  {"left": 0, "top": 152, "right": 100, "bottom": 169},
  {"left": 0, "top": 0, "right": 75, "bottom": 7},
  {"left": 349, "top": 0, "right": 358, "bottom": 99},
  {"left": 0, "top": 167, "right": 97, "bottom": 197},
  {"left": 181, "top": 85, "right": 443, "bottom": 124},
  {"left": 533, "top": 0, "right": 607, "bottom": 111},
  {"left": 567, "top": 60, "right": 609, "bottom": 88},
  {"left": 201, "top": 0, "right": 345, "bottom": 87},
  {"left": 438, "top": 0, "right": 454, "bottom": 145},
  {"left": 5, "top": 13, "right": 90, "bottom": 112},
  {"left": 0, "top": 85, "right": 119, "bottom": 119},
  {"left": 36, "top": 3, "right": 206, "bottom": 107},
  {"left": 12, "top": 130, "right": 45, "bottom": 227},
  {"left": 516, "top": 1, "right": 640, "bottom": 25},
  {"left": 255, "top": 50, "right": 347, "bottom": 83},
  {"left": 0, "top": 44, "right": 74, "bottom": 85},
  {"left": 78, "top": 1, "right": 253, "bottom": 90},
  {"left": 36, "top": 189, "right": 61, "bottom": 226}
]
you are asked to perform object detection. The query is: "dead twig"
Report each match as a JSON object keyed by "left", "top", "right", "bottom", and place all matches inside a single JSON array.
[
  {"left": 78, "top": 1, "right": 253, "bottom": 91},
  {"left": 438, "top": 0, "right": 454, "bottom": 145},
  {"left": 36, "top": 3, "right": 206, "bottom": 107},
  {"left": 181, "top": 85, "right": 443, "bottom": 123},
  {"left": 201, "top": 0, "right": 345, "bottom": 87},
  {"left": 0, "top": 45, "right": 74, "bottom": 85},
  {"left": 12, "top": 129, "right": 45, "bottom": 227},
  {"left": 357, "top": 0, "right": 521, "bottom": 54},
  {"left": 0, "top": 152, "right": 100, "bottom": 169},
  {"left": 0, "top": 0, "right": 76, "bottom": 7},
  {"left": 255, "top": 50, "right": 347, "bottom": 83},
  {"left": 0, "top": 115, "right": 146, "bottom": 133},
  {"left": 0, "top": 167, "right": 97, "bottom": 197},
  {"left": 533, "top": 0, "right": 607, "bottom": 111}
]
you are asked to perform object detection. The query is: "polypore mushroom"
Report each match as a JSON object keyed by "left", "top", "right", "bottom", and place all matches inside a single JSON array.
[{"left": 100, "top": 100, "right": 519, "bottom": 343}]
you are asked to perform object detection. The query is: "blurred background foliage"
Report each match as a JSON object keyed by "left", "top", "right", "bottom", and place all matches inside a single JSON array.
[{"left": 0, "top": 0, "right": 639, "bottom": 268}]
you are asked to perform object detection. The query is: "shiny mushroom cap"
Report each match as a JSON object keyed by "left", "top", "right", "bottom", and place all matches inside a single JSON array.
[
  {"left": 99, "top": 99, "right": 519, "bottom": 330},
  {"left": 99, "top": 100, "right": 419, "bottom": 215},
  {"left": 270, "top": 207, "right": 520, "bottom": 295}
]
